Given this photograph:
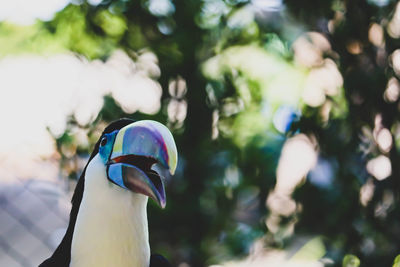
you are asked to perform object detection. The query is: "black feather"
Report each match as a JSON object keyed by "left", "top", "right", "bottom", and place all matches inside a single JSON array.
[
  {"left": 39, "top": 119, "right": 135, "bottom": 267},
  {"left": 150, "top": 254, "right": 172, "bottom": 267}
]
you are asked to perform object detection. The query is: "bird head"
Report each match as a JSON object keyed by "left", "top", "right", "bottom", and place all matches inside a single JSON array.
[{"left": 90, "top": 119, "right": 177, "bottom": 208}]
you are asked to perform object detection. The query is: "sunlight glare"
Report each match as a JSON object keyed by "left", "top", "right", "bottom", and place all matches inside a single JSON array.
[
  {"left": 0, "top": 51, "right": 162, "bottom": 181},
  {"left": 0, "top": 0, "right": 70, "bottom": 25}
]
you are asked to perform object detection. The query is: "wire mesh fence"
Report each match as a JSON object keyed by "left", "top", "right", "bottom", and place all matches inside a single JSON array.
[{"left": 0, "top": 178, "right": 70, "bottom": 267}]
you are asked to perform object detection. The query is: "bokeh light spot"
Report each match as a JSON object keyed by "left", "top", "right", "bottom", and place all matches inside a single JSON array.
[{"left": 366, "top": 155, "right": 392, "bottom": 180}]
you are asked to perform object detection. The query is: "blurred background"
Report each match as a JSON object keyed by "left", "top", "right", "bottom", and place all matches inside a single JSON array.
[{"left": 0, "top": 0, "right": 400, "bottom": 266}]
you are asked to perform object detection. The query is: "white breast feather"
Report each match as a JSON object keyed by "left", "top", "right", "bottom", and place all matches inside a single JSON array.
[{"left": 70, "top": 155, "right": 151, "bottom": 267}]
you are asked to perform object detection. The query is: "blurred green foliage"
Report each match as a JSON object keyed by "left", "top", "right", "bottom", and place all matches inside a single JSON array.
[
  {"left": 393, "top": 255, "right": 400, "bottom": 267},
  {"left": 343, "top": 254, "right": 360, "bottom": 267},
  {"left": 2, "top": 0, "right": 400, "bottom": 266},
  {"left": 0, "top": 22, "right": 66, "bottom": 56}
]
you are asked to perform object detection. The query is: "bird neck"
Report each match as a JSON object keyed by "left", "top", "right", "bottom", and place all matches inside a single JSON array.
[{"left": 70, "top": 155, "right": 150, "bottom": 267}]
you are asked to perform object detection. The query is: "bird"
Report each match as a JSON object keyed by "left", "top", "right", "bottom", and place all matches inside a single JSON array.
[{"left": 39, "top": 118, "right": 177, "bottom": 267}]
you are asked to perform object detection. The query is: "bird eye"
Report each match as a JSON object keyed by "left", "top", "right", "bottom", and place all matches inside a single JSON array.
[{"left": 100, "top": 137, "right": 107, "bottom": 147}]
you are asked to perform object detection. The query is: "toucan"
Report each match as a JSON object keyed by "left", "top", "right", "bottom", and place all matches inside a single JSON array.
[{"left": 39, "top": 119, "right": 177, "bottom": 267}]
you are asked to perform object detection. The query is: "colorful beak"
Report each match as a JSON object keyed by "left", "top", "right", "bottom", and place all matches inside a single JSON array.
[{"left": 106, "top": 120, "right": 177, "bottom": 208}]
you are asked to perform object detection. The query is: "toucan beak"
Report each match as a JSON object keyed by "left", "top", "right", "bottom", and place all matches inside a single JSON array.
[{"left": 106, "top": 120, "right": 177, "bottom": 208}]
